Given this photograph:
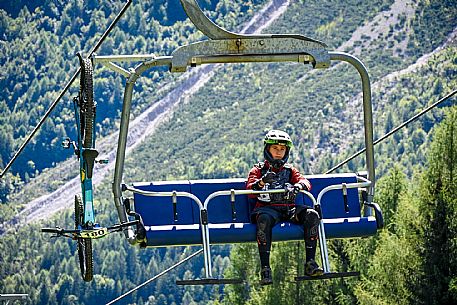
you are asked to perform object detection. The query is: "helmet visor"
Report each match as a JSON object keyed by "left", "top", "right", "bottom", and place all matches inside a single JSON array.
[{"left": 264, "top": 139, "right": 293, "bottom": 148}]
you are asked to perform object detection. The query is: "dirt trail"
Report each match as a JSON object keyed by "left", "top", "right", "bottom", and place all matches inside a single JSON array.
[
  {"left": 0, "top": 0, "right": 291, "bottom": 232},
  {"left": 335, "top": 26, "right": 457, "bottom": 156},
  {"left": 338, "top": 0, "right": 416, "bottom": 55}
]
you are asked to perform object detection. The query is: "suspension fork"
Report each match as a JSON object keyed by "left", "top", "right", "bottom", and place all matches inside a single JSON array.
[{"left": 81, "top": 148, "right": 98, "bottom": 225}]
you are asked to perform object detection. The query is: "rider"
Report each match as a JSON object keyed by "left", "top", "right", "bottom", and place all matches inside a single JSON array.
[{"left": 246, "top": 130, "right": 323, "bottom": 285}]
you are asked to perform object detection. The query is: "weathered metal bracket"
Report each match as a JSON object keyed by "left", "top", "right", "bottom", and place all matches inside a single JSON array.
[
  {"left": 171, "top": 37, "right": 330, "bottom": 72},
  {"left": 180, "top": 0, "right": 325, "bottom": 44},
  {"left": 180, "top": 0, "right": 240, "bottom": 40}
]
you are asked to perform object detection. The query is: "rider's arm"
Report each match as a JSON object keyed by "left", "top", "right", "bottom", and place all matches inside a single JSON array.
[
  {"left": 246, "top": 166, "right": 263, "bottom": 196},
  {"left": 290, "top": 167, "right": 311, "bottom": 191}
]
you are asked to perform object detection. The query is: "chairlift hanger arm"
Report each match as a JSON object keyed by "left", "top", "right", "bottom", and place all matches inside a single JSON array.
[
  {"left": 110, "top": 51, "right": 375, "bottom": 240},
  {"left": 94, "top": 55, "right": 172, "bottom": 78},
  {"left": 110, "top": 0, "right": 375, "bottom": 244},
  {"left": 180, "top": 0, "right": 326, "bottom": 45},
  {"left": 329, "top": 51, "right": 375, "bottom": 204}
]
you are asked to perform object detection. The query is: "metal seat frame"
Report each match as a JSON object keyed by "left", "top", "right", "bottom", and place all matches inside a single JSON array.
[{"left": 125, "top": 175, "right": 373, "bottom": 283}]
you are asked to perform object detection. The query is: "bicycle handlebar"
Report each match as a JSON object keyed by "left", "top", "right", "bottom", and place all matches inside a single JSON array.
[
  {"left": 41, "top": 220, "right": 140, "bottom": 238},
  {"left": 41, "top": 227, "right": 79, "bottom": 234},
  {"left": 107, "top": 220, "right": 139, "bottom": 232}
]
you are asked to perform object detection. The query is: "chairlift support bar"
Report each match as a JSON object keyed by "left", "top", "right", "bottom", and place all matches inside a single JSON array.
[{"left": 99, "top": 51, "right": 375, "bottom": 242}]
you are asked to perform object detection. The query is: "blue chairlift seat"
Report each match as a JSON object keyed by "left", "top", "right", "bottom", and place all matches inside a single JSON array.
[{"left": 132, "top": 173, "right": 379, "bottom": 248}]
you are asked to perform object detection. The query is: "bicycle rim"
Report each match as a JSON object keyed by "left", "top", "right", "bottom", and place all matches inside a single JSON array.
[
  {"left": 75, "top": 194, "right": 94, "bottom": 282},
  {"left": 79, "top": 57, "right": 95, "bottom": 149}
]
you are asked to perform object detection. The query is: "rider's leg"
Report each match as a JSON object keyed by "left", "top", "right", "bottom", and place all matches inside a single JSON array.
[
  {"left": 256, "top": 212, "right": 276, "bottom": 285},
  {"left": 256, "top": 212, "right": 275, "bottom": 267},
  {"left": 296, "top": 207, "right": 323, "bottom": 276}
]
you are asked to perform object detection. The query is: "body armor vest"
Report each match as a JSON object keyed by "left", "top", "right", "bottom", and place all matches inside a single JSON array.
[{"left": 256, "top": 162, "right": 294, "bottom": 204}]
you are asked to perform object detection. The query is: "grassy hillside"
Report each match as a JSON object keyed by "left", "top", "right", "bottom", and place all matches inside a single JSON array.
[{"left": 0, "top": 0, "right": 456, "bottom": 304}]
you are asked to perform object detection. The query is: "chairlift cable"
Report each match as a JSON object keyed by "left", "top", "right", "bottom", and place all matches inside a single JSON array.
[
  {"left": 325, "top": 89, "right": 457, "bottom": 174},
  {"left": 0, "top": 0, "right": 132, "bottom": 179},
  {"left": 105, "top": 248, "right": 203, "bottom": 305}
]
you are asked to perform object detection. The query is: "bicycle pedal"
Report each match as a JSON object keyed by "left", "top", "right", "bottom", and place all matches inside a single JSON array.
[{"left": 95, "top": 159, "right": 109, "bottom": 164}]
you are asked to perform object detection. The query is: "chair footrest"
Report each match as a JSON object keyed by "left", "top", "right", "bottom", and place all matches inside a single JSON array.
[
  {"left": 176, "top": 278, "right": 244, "bottom": 285},
  {"left": 295, "top": 271, "right": 360, "bottom": 281}
]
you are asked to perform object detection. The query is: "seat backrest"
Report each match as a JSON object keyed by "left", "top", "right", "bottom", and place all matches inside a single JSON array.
[
  {"left": 306, "top": 173, "right": 360, "bottom": 218},
  {"left": 132, "top": 173, "right": 361, "bottom": 226},
  {"left": 133, "top": 180, "right": 196, "bottom": 226}
]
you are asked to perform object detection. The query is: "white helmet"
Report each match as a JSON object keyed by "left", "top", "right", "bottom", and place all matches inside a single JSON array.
[{"left": 263, "top": 130, "right": 293, "bottom": 168}]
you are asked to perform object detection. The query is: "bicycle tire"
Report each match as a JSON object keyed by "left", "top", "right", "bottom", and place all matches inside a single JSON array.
[
  {"left": 75, "top": 194, "right": 94, "bottom": 282},
  {"left": 79, "top": 56, "right": 95, "bottom": 149}
]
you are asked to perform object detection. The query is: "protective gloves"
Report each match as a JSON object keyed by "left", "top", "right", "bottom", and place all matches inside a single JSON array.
[
  {"left": 293, "top": 183, "right": 303, "bottom": 195},
  {"left": 292, "top": 182, "right": 310, "bottom": 194},
  {"left": 261, "top": 171, "right": 277, "bottom": 184}
]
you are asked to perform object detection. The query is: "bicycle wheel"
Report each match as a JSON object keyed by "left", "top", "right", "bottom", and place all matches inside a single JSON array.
[
  {"left": 79, "top": 56, "right": 95, "bottom": 149},
  {"left": 75, "top": 194, "right": 93, "bottom": 282}
]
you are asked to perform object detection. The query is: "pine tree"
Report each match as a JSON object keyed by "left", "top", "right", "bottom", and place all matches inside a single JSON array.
[{"left": 417, "top": 106, "right": 457, "bottom": 305}]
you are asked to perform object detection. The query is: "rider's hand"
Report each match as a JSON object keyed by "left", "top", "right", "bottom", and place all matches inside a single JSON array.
[
  {"left": 293, "top": 182, "right": 310, "bottom": 194},
  {"left": 284, "top": 184, "right": 296, "bottom": 200},
  {"left": 261, "top": 171, "right": 276, "bottom": 184},
  {"left": 293, "top": 184, "right": 302, "bottom": 195}
]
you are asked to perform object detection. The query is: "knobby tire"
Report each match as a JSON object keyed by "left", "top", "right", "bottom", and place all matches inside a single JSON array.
[
  {"left": 75, "top": 194, "right": 93, "bottom": 282},
  {"left": 79, "top": 57, "right": 95, "bottom": 149}
]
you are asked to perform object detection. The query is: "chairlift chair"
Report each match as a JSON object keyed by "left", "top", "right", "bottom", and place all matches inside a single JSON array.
[{"left": 93, "top": 0, "right": 383, "bottom": 285}]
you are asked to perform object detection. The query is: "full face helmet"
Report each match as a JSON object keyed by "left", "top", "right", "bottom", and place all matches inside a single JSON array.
[{"left": 263, "top": 130, "right": 293, "bottom": 168}]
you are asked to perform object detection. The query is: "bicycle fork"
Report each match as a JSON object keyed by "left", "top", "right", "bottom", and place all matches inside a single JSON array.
[{"left": 80, "top": 148, "right": 98, "bottom": 226}]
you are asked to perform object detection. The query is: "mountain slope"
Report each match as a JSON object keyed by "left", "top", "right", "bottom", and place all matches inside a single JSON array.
[{"left": 0, "top": 0, "right": 456, "bottom": 304}]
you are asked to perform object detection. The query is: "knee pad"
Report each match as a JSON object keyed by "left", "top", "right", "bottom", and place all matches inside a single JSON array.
[
  {"left": 256, "top": 214, "right": 273, "bottom": 246},
  {"left": 302, "top": 209, "right": 320, "bottom": 241},
  {"left": 296, "top": 208, "right": 320, "bottom": 225},
  {"left": 304, "top": 209, "right": 320, "bottom": 226}
]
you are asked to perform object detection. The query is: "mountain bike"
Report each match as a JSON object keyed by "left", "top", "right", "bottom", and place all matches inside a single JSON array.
[{"left": 41, "top": 53, "right": 139, "bottom": 282}]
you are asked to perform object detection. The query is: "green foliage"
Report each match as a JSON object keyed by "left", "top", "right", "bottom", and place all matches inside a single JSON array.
[
  {"left": 0, "top": 171, "right": 22, "bottom": 204},
  {"left": 416, "top": 106, "right": 457, "bottom": 304},
  {"left": 0, "top": 0, "right": 456, "bottom": 304},
  {"left": 374, "top": 166, "right": 406, "bottom": 232},
  {"left": 353, "top": 187, "right": 423, "bottom": 305},
  {"left": 355, "top": 232, "right": 422, "bottom": 305}
]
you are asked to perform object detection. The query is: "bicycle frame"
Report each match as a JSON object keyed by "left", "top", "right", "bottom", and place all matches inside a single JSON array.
[{"left": 73, "top": 97, "right": 97, "bottom": 227}]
